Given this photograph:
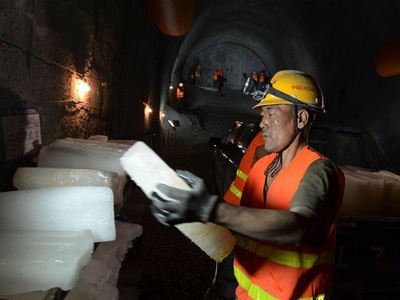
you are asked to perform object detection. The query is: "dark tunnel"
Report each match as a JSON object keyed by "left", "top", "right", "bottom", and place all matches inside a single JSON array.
[{"left": 1, "top": 0, "right": 400, "bottom": 299}]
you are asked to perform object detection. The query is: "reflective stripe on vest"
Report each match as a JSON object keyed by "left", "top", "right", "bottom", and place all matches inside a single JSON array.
[
  {"left": 235, "top": 266, "right": 325, "bottom": 300},
  {"left": 229, "top": 183, "right": 243, "bottom": 199},
  {"left": 236, "top": 169, "right": 248, "bottom": 181},
  {"left": 235, "top": 234, "right": 334, "bottom": 269},
  {"left": 227, "top": 169, "right": 248, "bottom": 200}
]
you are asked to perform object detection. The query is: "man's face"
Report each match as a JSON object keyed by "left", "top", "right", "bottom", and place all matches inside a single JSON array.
[{"left": 259, "top": 105, "right": 297, "bottom": 153}]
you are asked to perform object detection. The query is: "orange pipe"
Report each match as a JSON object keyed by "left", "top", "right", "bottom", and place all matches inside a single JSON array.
[
  {"left": 146, "top": 0, "right": 196, "bottom": 36},
  {"left": 376, "top": 41, "right": 400, "bottom": 77}
]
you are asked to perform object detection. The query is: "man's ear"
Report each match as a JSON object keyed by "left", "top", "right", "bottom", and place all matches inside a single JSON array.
[{"left": 297, "top": 109, "right": 309, "bottom": 130}]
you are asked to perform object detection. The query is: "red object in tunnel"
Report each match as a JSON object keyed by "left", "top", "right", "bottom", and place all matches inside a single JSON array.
[
  {"left": 375, "top": 41, "right": 400, "bottom": 77},
  {"left": 146, "top": 0, "right": 196, "bottom": 36}
]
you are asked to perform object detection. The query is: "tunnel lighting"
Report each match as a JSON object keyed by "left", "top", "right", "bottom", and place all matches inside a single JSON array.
[
  {"left": 76, "top": 79, "right": 91, "bottom": 99},
  {"left": 169, "top": 83, "right": 174, "bottom": 90},
  {"left": 168, "top": 120, "right": 175, "bottom": 128},
  {"left": 145, "top": 106, "right": 153, "bottom": 114},
  {"left": 160, "top": 111, "right": 165, "bottom": 118},
  {"left": 143, "top": 102, "right": 153, "bottom": 114},
  {"left": 168, "top": 120, "right": 180, "bottom": 128}
]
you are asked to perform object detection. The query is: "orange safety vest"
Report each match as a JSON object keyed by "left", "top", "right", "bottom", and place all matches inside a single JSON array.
[
  {"left": 213, "top": 71, "right": 218, "bottom": 80},
  {"left": 224, "top": 132, "right": 265, "bottom": 206},
  {"left": 176, "top": 87, "right": 184, "bottom": 99},
  {"left": 259, "top": 73, "right": 266, "bottom": 83},
  {"left": 234, "top": 146, "right": 344, "bottom": 300}
]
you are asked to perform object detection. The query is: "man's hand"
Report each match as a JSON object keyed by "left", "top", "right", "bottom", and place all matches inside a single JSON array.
[{"left": 149, "top": 170, "right": 219, "bottom": 225}]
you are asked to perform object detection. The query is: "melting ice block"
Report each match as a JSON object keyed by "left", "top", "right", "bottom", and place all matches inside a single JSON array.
[
  {"left": 13, "top": 167, "right": 124, "bottom": 205},
  {"left": 38, "top": 138, "right": 132, "bottom": 186},
  {"left": 341, "top": 166, "right": 400, "bottom": 217},
  {"left": 0, "top": 186, "right": 115, "bottom": 242},
  {"left": 120, "top": 141, "right": 235, "bottom": 262},
  {"left": 0, "top": 230, "right": 93, "bottom": 295}
]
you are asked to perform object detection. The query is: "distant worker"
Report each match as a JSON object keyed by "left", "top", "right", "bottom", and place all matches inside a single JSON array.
[
  {"left": 148, "top": 70, "right": 345, "bottom": 300},
  {"left": 176, "top": 82, "right": 184, "bottom": 100},
  {"left": 217, "top": 68, "right": 225, "bottom": 96},
  {"left": 258, "top": 71, "right": 266, "bottom": 83},
  {"left": 212, "top": 69, "right": 219, "bottom": 88},
  {"left": 251, "top": 71, "right": 258, "bottom": 82},
  {"left": 194, "top": 64, "right": 201, "bottom": 85}
]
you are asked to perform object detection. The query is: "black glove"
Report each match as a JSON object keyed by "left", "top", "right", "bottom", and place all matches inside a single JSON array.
[{"left": 149, "top": 170, "right": 219, "bottom": 226}]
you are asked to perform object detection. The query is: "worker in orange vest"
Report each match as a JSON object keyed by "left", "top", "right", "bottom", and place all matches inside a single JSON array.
[
  {"left": 258, "top": 71, "right": 266, "bottom": 84},
  {"left": 212, "top": 69, "right": 219, "bottom": 88},
  {"left": 251, "top": 71, "right": 258, "bottom": 82},
  {"left": 148, "top": 70, "right": 344, "bottom": 300},
  {"left": 176, "top": 82, "right": 184, "bottom": 100}
]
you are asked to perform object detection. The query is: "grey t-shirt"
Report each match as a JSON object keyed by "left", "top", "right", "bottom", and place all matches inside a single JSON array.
[{"left": 290, "top": 159, "right": 341, "bottom": 233}]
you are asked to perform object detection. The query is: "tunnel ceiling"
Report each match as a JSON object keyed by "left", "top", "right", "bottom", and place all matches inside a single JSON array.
[
  {"left": 172, "top": 0, "right": 323, "bottom": 86},
  {"left": 162, "top": 0, "right": 400, "bottom": 171}
]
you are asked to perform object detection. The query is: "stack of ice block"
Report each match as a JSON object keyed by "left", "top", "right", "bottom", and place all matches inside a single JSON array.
[
  {"left": 0, "top": 137, "right": 137, "bottom": 297},
  {"left": 38, "top": 138, "right": 130, "bottom": 176},
  {"left": 37, "top": 138, "right": 133, "bottom": 206},
  {"left": 13, "top": 167, "right": 123, "bottom": 205},
  {"left": 341, "top": 166, "right": 400, "bottom": 217},
  {"left": 0, "top": 186, "right": 115, "bottom": 242},
  {"left": 0, "top": 231, "right": 93, "bottom": 296}
]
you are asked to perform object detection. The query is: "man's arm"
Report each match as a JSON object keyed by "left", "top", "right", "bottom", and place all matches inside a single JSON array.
[
  {"left": 213, "top": 203, "right": 319, "bottom": 247},
  {"left": 149, "top": 160, "right": 339, "bottom": 247}
]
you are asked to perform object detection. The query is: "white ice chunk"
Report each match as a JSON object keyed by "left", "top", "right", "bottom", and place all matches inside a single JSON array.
[
  {"left": 0, "top": 230, "right": 93, "bottom": 295},
  {"left": 13, "top": 167, "right": 124, "bottom": 205},
  {"left": 62, "top": 137, "right": 131, "bottom": 151},
  {"left": 120, "top": 141, "right": 235, "bottom": 262},
  {"left": 341, "top": 166, "right": 400, "bottom": 217},
  {"left": 38, "top": 138, "right": 132, "bottom": 177},
  {"left": 0, "top": 187, "right": 115, "bottom": 242}
]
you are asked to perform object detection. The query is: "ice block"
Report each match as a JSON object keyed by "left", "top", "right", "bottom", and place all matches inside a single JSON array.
[
  {"left": 120, "top": 141, "right": 235, "bottom": 262},
  {"left": 0, "top": 186, "right": 115, "bottom": 242},
  {"left": 341, "top": 166, "right": 400, "bottom": 217},
  {"left": 38, "top": 138, "right": 132, "bottom": 177},
  {"left": 0, "top": 230, "right": 93, "bottom": 295},
  {"left": 13, "top": 167, "right": 124, "bottom": 205}
]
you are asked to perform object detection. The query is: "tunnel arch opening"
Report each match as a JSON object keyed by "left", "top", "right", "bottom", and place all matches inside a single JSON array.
[{"left": 182, "top": 41, "right": 268, "bottom": 91}]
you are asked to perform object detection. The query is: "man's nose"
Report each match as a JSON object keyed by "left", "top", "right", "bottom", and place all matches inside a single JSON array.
[{"left": 260, "top": 117, "right": 268, "bottom": 129}]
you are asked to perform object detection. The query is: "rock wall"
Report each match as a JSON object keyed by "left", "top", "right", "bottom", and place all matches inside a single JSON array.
[{"left": 0, "top": 0, "right": 128, "bottom": 145}]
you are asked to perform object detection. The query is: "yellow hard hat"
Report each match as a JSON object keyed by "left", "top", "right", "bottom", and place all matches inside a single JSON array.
[{"left": 253, "top": 70, "right": 325, "bottom": 112}]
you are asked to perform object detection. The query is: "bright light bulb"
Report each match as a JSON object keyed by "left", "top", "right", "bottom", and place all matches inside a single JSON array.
[
  {"left": 76, "top": 80, "right": 91, "bottom": 99},
  {"left": 145, "top": 106, "right": 153, "bottom": 114}
]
